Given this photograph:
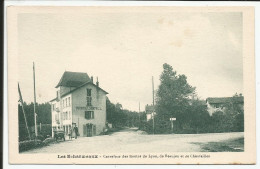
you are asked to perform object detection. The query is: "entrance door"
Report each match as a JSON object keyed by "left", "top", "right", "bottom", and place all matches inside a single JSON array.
[
  {"left": 83, "top": 125, "right": 87, "bottom": 137},
  {"left": 86, "top": 124, "right": 93, "bottom": 137}
]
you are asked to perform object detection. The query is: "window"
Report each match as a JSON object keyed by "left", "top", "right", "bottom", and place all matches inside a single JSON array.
[
  {"left": 87, "top": 97, "right": 92, "bottom": 106},
  {"left": 68, "top": 97, "right": 70, "bottom": 106},
  {"left": 55, "top": 114, "right": 59, "bottom": 121},
  {"left": 215, "top": 104, "right": 220, "bottom": 108},
  {"left": 86, "top": 89, "right": 92, "bottom": 106},
  {"left": 85, "top": 111, "right": 94, "bottom": 119},
  {"left": 66, "top": 98, "right": 67, "bottom": 107},
  {"left": 87, "top": 89, "right": 92, "bottom": 96}
]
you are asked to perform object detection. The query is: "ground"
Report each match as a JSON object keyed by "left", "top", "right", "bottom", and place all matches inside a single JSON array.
[{"left": 22, "top": 128, "right": 244, "bottom": 153}]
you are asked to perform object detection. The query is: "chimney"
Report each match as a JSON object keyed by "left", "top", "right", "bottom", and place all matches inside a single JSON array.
[
  {"left": 91, "top": 76, "right": 93, "bottom": 83},
  {"left": 96, "top": 77, "right": 99, "bottom": 87}
]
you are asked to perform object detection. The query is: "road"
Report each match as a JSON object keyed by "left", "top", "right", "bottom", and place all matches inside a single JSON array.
[{"left": 23, "top": 128, "right": 244, "bottom": 153}]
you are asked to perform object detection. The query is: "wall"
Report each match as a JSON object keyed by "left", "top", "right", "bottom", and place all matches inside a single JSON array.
[
  {"left": 51, "top": 94, "right": 72, "bottom": 136},
  {"left": 59, "top": 86, "right": 76, "bottom": 97},
  {"left": 71, "top": 83, "right": 106, "bottom": 136}
]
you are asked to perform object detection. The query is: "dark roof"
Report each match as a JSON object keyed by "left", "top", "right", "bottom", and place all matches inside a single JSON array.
[
  {"left": 206, "top": 96, "right": 244, "bottom": 104},
  {"left": 55, "top": 71, "right": 91, "bottom": 88},
  {"left": 197, "top": 100, "right": 207, "bottom": 106}
]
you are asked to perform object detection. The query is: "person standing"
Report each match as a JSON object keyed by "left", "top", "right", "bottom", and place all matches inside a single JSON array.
[
  {"left": 74, "top": 126, "right": 78, "bottom": 139},
  {"left": 68, "top": 126, "right": 72, "bottom": 140}
]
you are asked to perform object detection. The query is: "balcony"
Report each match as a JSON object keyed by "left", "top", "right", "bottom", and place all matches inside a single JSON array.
[
  {"left": 55, "top": 107, "right": 60, "bottom": 112},
  {"left": 56, "top": 119, "right": 60, "bottom": 124}
]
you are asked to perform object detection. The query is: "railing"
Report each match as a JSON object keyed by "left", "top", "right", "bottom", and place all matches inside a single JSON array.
[{"left": 56, "top": 119, "right": 60, "bottom": 124}]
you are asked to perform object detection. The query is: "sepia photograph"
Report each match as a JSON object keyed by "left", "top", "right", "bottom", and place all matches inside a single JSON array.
[{"left": 7, "top": 6, "right": 255, "bottom": 164}]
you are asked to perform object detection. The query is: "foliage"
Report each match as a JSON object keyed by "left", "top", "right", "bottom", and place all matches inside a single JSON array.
[
  {"left": 106, "top": 97, "right": 145, "bottom": 128},
  {"left": 143, "top": 63, "right": 244, "bottom": 134},
  {"left": 18, "top": 102, "right": 52, "bottom": 141},
  {"left": 154, "top": 63, "right": 196, "bottom": 134},
  {"left": 19, "top": 139, "right": 43, "bottom": 152},
  {"left": 209, "top": 97, "right": 244, "bottom": 133}
]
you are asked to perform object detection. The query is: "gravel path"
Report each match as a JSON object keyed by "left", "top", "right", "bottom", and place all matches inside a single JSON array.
[{"left": 22, "top": 129, "right": 244, "bottom": 153}]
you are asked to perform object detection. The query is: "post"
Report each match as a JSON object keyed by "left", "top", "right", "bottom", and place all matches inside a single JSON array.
[
  {"left": 152, "top": 76, "right": 154, "bottom": 106},
  {"left": 18, "top": 83, "right": 31, "bottom": 140},
  {"left": 33, "top": 62, "right": 38, "bottom": 137},
  {"left": 152, "top": 113, "right": 155, "bottom": 135},
  {"left": 152, "top": 76, "right": 155, "bottom": 134},
  {"left": 138, "top": 102, "right": 140, "bottom": 127},
  {"left": 170, "top": 118, "right": 176, "bottom": 134},
  {"left": 171, "top": 120, "right": 173, "bottom": 133}
]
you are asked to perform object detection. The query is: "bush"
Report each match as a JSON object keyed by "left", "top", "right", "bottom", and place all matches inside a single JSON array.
[
  {"left": 42, "top": 138, "right": 56, "bottom": 146},
  {"left": 19, "top": 139, "right": 43, "bottom": 152},
  {"left": 36, "top": 135, "right": 45, "bottom": 141}
]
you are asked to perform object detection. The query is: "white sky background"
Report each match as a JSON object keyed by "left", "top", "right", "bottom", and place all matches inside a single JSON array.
[{"left": 17, "top": 11, "right": 243, "bottom": 111}]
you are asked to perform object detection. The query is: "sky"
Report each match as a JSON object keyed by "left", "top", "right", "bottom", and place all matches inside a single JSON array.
[{"left": 17, "top": 9, "right": 243, "bottom": 111}]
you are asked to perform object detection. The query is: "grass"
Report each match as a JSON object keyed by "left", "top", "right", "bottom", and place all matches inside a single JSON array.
[{"left": 194, "top": 137, "right": 244, "bottom": 152}]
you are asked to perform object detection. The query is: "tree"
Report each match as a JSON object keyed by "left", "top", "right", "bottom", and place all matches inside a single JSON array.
[
  {"left": 18, "top": 102, "right": 51, "bottom": 141},
  {"left": 155, "top": 63, "right": 195, "bottom": 133},
  {"left": 106, "top": 97, "right": 145, "bottom": 129}
]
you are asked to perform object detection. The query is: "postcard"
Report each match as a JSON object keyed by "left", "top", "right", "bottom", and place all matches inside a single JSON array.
[{"left": 7, "top": 6, "right": 255, "bottom": 164}]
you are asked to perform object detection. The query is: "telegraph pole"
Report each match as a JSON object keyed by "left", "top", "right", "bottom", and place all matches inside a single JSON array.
[
  {"left": 152, "top": 76, "right": 154, "bottom": 106},
  {"left": 18, "top": 83, "right": 31, "bottom": 140},
  {"left": 33, "top": 62, "right": 38, "bottom": 137},
  {"left": 152, "top": 76, "right": 155, "bottom": 135},
  {"left": 138, "top": 102, "right": 140, "bottom": 127}
]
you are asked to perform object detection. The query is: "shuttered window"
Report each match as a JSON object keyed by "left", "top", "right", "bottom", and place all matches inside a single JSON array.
[
  {"left": 85, "top": 111, "right": 94, "bottom": 119},
  {"left": 86, "top": 89, "right": 92, "bottom": 106}
]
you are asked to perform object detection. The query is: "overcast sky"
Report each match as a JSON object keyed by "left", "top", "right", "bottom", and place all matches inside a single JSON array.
[{"left": 17, "top": 10, "right": 243, "bottom": 111}]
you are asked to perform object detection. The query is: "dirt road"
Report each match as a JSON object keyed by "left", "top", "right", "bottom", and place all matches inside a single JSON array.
[{"left": 22, "top": 128, "right": 244, "bottom": 153}]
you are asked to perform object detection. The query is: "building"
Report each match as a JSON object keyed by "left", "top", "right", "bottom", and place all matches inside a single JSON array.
[
  {"left": 50, "top": 71, "right": 108, "bottom": 137},
  {"left": 145, "top": 104, "right": 155, "bottom": 121},
  {"left": 206, "top": 96, "right": 244, "bottom": 115}
]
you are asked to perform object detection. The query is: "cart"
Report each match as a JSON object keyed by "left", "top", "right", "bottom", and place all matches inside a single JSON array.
[{"left": 54, "top": 130, "right": 65, "bottom": 141}]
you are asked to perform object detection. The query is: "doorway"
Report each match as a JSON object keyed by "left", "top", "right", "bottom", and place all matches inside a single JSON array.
[{"left": 83, "top": 123, "right": 96, "bottom": 137}]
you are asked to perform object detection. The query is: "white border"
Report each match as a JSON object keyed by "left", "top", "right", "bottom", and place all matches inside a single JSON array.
[{"left": 4, "top": 1, "right": 260, "bottom": 169}]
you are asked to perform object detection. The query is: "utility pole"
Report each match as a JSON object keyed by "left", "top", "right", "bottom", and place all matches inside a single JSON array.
[
  {"left": 152, "top": 76, "right": 154, "bottom": 106},
  {"left": 33, "top": 62, "right": 38, "bottom": 137},
  {"left": 139, "top": 102, "right": 140, "bottom": 127},
  {"left": 152, "top": 76, "right": 155, "bottom": 135},
  {"left": 18, "top": 83, "right": 31, "bottom": 140}
]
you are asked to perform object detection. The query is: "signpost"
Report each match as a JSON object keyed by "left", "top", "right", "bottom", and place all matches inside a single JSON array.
[{"left": 170, "top": 117, "right": 176, "bottom": 133}]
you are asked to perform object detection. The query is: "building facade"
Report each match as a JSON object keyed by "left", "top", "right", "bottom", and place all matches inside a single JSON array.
[
  {"left": 145, "top": 104, "right": 155, "bottom": 121},
  {"left": 50, "top": 71, "right": 108, "bottom": 137},
  {"left": 206, "top": 96, "right": 244, "bottom": 115}
]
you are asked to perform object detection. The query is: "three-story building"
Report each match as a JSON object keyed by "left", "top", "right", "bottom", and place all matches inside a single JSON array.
[{"left": 50, "top": 71, "right": 108, "bottom": 137}]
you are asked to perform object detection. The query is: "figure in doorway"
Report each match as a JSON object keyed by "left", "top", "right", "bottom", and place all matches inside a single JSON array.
[
  {"left": 68, "top": 126, "right": 72, "bottom": 140},
  {"left": 74, "top": 125, "right": 78, "bottom": 139}
]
